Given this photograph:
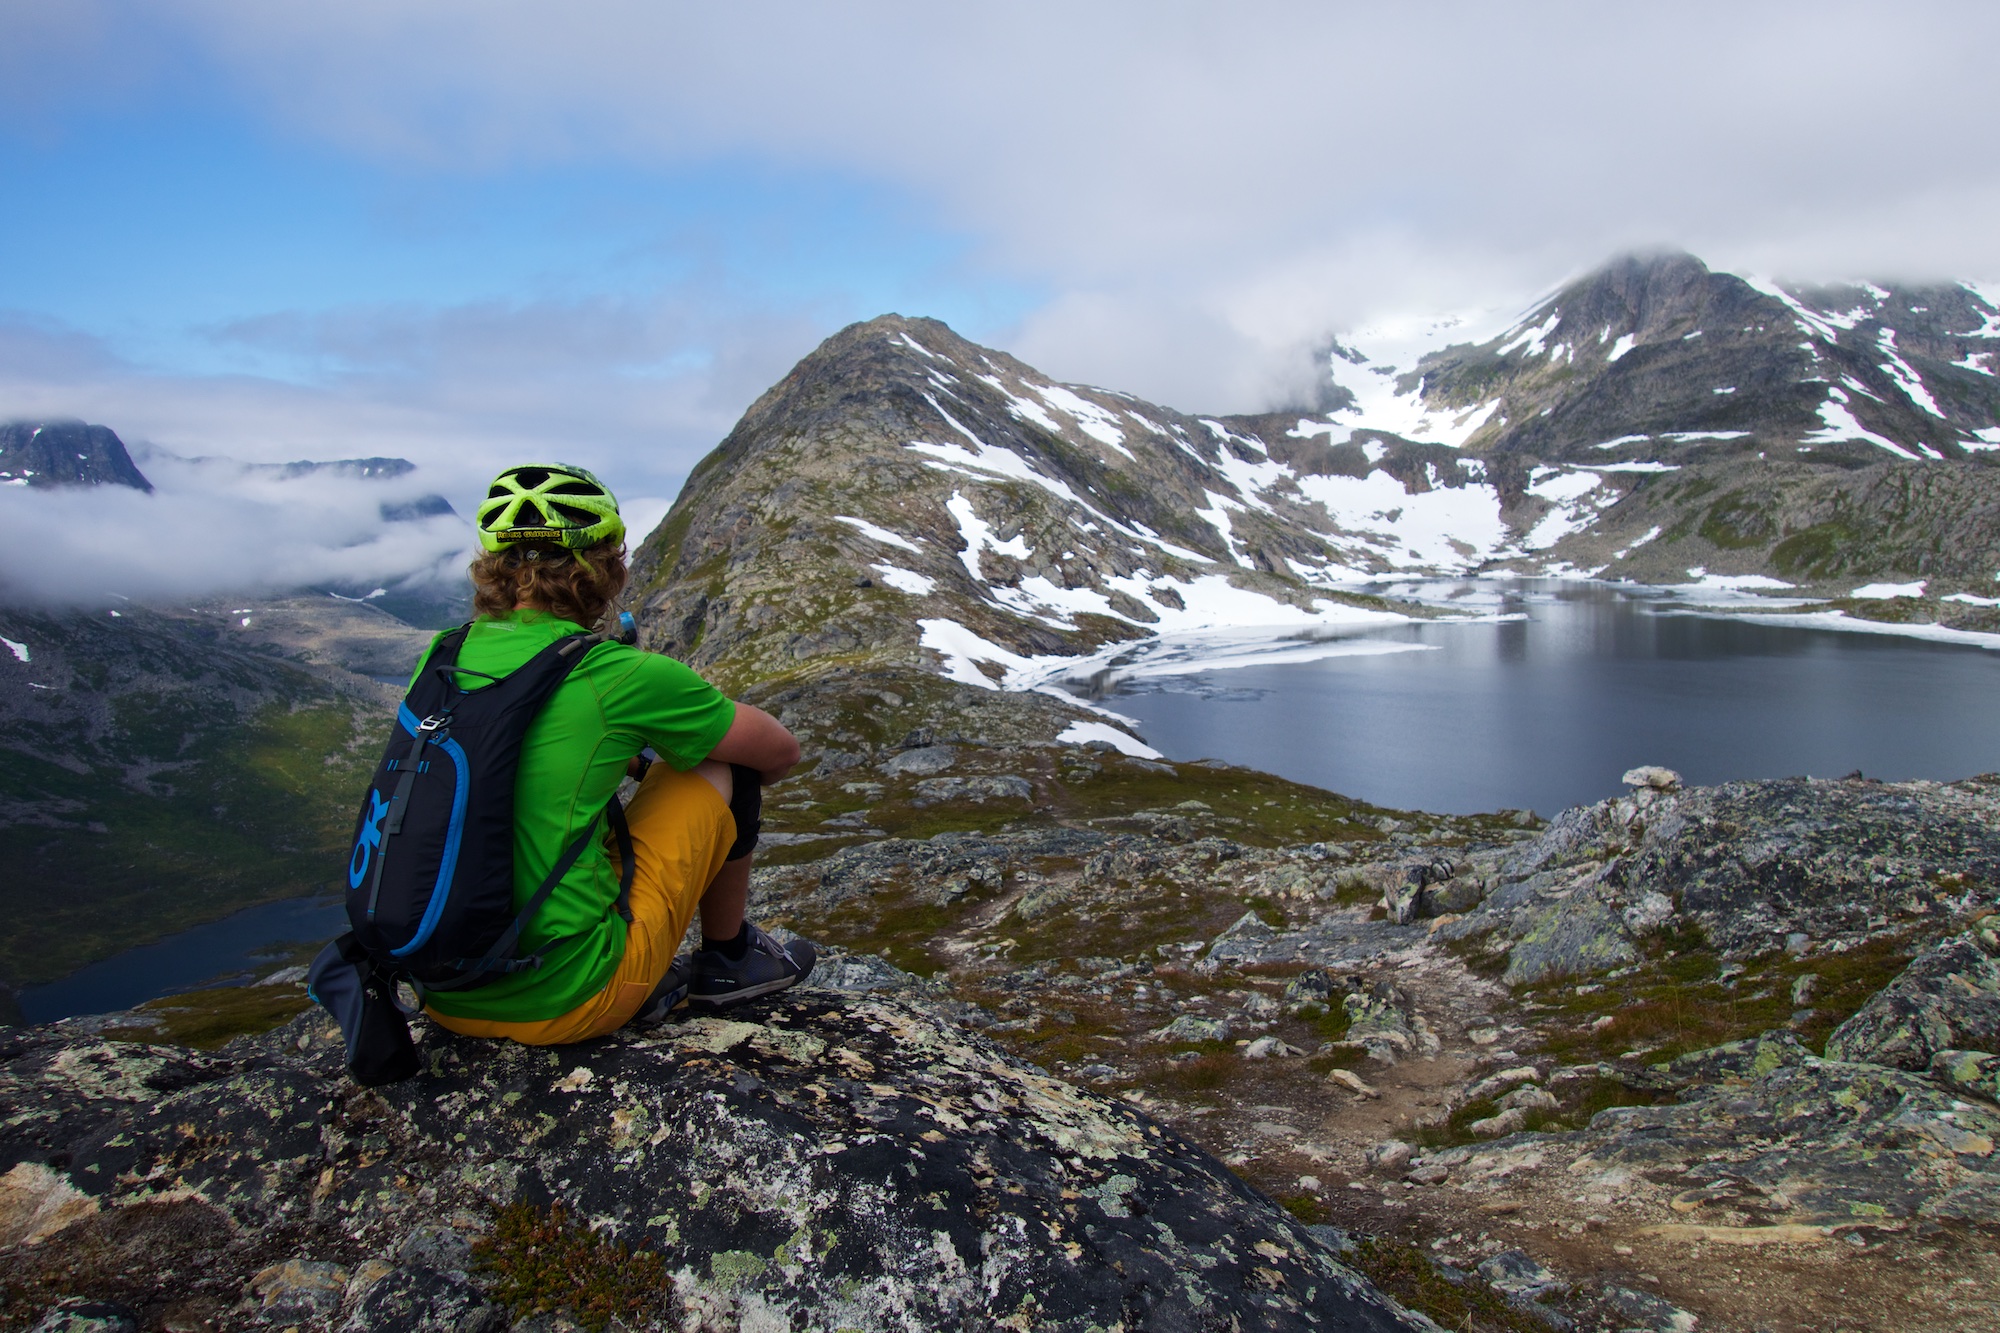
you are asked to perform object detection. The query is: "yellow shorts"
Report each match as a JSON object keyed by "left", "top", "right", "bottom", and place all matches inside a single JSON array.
[{"left": 426, "top": 763, "right": 735, "bottom": 1046}]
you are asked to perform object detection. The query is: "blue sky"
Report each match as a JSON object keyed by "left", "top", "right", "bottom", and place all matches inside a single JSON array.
[
  {"left": 0, "top": 108, "right": 1035, "bottom": 379},
  {"left": 2, "top": 2, "right": 1996, "bottom": 514}
]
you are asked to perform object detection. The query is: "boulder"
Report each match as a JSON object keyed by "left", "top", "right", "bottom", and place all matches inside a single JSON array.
[
  {"left": 879, "top": 744, "right": 957, "bottom": 777},
  {"left": 1566, "top": 1055, "right": 2000, "bottom": 1223},
  {"left": 0, "top": 993, "right": 1429, "bottom": 1331},
  {"left": 910, "top": 774, "right": 1033, "bottom": 806},
  {"left": 1341, "top": 983, "right": 1419, "bottom": 1063},
  {"left": 1824, "top": 930, "right": 2000, "bottom": 1069},
  {"left": 1151, "top": 1013, "right": 1233, "bottom": 1043},
  {"left": 25, "top": 1301, "right": 139, "bottom": 1333},
  {"left": 1932, "top": 1049, "right": 2000, "bottom": 1101}
]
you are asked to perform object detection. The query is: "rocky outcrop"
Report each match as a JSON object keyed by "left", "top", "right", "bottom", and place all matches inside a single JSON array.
[
  {"left": 1435, "top": 774, "right": 2000, "bottom": 981},
  {"left": 1410, "top": 1032, "right": 2000, "bottom": 1227},
  {"left": 0, "top": 989, "right": 1432, "bottom": 1332}
]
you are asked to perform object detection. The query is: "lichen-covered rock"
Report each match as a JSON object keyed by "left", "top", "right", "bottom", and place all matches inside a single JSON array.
[
  {"left": 338, "top": 1265, "right": 505, "bottom": 1333},
  {"left": 1341, "top": 983, "right": 1426, "bottom": 1062},
  {"left": 25, "top": 1300, "right": 139, "bottom": 1333},
  {"left": 1151, "top": 1013, "right": 1233, "bottom": 1043},
  {"left": 1568, "top": 1051, "right": 2000, "bottom": 1222},
  {"left": 910, "top": 773, "right": 1034, "bottom": 806},
  {"left": 1823, "top": 930, "right": 2000, "bottom": 1069},
  {"left": 1436, "top": 776, "right": 2000, "bottom": 982},
  {"left": 1932, "top": 1049, "right": 2000, "bottom": 1101},
  {"left": 248, "top": 1258, "right": 350, "bottom": 1322},
  {"left": 0, "top": 992, "right": 1431, "bottom": 1332}
]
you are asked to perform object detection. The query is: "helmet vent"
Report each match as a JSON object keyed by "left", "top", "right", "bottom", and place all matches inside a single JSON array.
[
  {"left": 516, "top": 500, "right": 548, "bottom": 526},
  {"left": 549, "top": 501, "right": 600, "bottom": 526},
  {"left": 547, "top": 480, "right": 601, "bottom": 496},
  {"left": 513, "top": 467, "right": 551, "bottom": 489}
]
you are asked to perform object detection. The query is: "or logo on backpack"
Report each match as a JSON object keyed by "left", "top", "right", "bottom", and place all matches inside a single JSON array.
[{"left": 313, "top": 621, "right": 635, "bottom": 1085}]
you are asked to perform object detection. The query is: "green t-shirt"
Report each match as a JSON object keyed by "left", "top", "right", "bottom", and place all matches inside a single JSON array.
[{"left": 414, "top": 610, "right": 737, "bottom": 1023}]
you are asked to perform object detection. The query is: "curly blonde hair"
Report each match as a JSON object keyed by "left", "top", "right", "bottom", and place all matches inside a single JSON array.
[{"left": 468, "top": 539, "right": 628, "bottom": 627}]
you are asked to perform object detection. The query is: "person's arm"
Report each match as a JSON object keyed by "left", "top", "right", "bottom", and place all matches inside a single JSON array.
[{"left": 705, "top": 702, "right": 801, "bottom": 785}]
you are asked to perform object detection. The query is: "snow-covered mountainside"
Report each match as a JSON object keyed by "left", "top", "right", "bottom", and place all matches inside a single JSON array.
[
  {"left": 1229, "top": 251, "right": 2000, "bottom": 579},
  {"left": 629, "top": 251, "right": 2000, "bottom": 692},
  {"left": 627, "top": 316, "right": 1425, "bottom": 695}
]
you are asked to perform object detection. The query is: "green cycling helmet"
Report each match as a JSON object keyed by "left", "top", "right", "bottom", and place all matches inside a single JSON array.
[{"left": 476, "top": 463, "right": 625, "bottom": 553}]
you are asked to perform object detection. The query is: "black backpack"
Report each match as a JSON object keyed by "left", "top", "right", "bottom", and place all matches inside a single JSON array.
[{"left": 310, "top": 620, "right": 634, "bottom": 1084}]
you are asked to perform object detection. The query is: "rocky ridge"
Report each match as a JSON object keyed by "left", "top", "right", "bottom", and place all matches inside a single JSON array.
[{"left": 0, "top": 422, "right": 153, "bottom": 492}]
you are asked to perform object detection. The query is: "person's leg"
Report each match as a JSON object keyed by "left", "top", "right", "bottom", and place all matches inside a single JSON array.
[
  {"left": 689, "top": 759, "right": 754, "bottom": 945},
  {"left": 427, "top": 763, "right": 734, "bottom": 1044},
  {"left": 684, "top": 761, "right": 815, "bottom": 1010}
]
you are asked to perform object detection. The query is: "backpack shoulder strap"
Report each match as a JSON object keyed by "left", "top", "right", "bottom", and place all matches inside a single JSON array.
[{"left": 606, "top": 794, "right": 635, "bottom": 924}]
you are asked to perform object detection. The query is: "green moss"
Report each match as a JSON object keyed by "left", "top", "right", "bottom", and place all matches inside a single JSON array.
[
  {"left": 1547, "top": 1076, "right": 1671, "bottom": 1130},
  {"left": 473, "top": 1201, "right": 671, "bottom": 1332},
  {"left": 1521, "top": 930, "right": 1914, "bottom": 1067},
  {"left": 1770, "top": 520, "right": 1861, "bottom": 578},
  {"left": 0, "top": 695, "right": 376, "bottom": 990},
  {"left": 1698, "top": 492, "right": 1774, "bottom": 549},
  {"left": 1343, "top": 1237, "right": 1552, "bottom": 1333},
  {"left": 101, "top": 981, "right": 315, "bottom": 1050},
  {"left": 1279, "top": 1194, "right": 1323, "bottom": 1223}
]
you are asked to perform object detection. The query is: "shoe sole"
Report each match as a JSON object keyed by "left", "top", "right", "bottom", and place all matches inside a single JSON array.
[
  {"left": 631, "top": 982, "right": 690, "bottom": 1026},
  {"left": 686, "top": 944, "right": 816, "bottom": 1013}
]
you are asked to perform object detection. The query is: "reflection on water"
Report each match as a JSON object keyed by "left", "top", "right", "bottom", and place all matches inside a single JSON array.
[
  {"left": 18, "top": 894, "right": 347, "bottom": 1024},
  {"left": 1087, "top": 580, "right": 2000, "bottom": 817}
]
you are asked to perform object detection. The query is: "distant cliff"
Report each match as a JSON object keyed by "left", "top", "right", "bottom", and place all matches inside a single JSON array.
[{"left": 0, "top": 421, "right": 152, "bottom": 492}]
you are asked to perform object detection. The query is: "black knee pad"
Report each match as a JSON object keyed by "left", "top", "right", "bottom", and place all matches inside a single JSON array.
[{"left": 726, "top": 764, "right": 762, "bottom": 860}]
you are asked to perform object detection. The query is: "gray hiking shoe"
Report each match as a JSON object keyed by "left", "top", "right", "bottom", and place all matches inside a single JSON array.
[
  {"left": 633, "top": 954, "right": 695, "bottom": 1025},
  {"left": 687, "top": 924, "right": 816, "bottom": 1012}
]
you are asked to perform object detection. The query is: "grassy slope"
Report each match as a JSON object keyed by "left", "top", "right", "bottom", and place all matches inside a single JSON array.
[{"left": 0, "top": 608, "right": 382, "bottom": 993}]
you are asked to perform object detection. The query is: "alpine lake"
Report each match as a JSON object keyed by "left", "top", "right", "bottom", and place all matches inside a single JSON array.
[{"left": 1077, "top": 577, "right": 2000, "bottom": 817}]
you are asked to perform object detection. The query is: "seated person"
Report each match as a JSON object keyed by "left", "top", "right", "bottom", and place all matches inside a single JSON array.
[{"left": 420, "top": 463, "right": 810, "bottom": 1045}]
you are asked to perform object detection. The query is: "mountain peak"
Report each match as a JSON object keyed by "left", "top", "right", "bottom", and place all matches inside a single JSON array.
[{"left": 0, "top": 420, "right": 153, "bottom": 492}]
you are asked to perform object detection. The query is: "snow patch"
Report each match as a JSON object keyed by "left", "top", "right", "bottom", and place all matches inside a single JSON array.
[
  {"left": 1056, "top": 720, "right": 1162, "bottom": 759},
  {"left": 1681, "top": 567, "right": 1797, "bottom": 590},
  {"left": 1606, "top": 334, "right": 1638, "bottom": 362},
  {"left": 1876, "top": 329, "right": 1945, "bottom": 418},
  {"left": 834, "top": 515, "right": 923, "bottom": 553},
  {"left": 1804, "top": 394, "right": 1920, "bottom": 460},
  {"left": 1292, "top": 469, "right": 1510, "bottom": 570},
  {"left": 870, "top": 565, "right": 936, "bottom": 596},
  {"left": 1612, "top": 526, "right": 1663, "bottom": 559},
  {"left": 944, "top": 491, "right": 1031, "bottom": 582},
  {"left": 1849, "top": 580, "right": 1927, "bottom": 599},
  {"left": 1, "top": 635, "right": 28, "bottom": 663},
  {"left": 1498, "top": 310, "right": 1561, "bottom": 358},
  {"left": 1032, "top": 383, "right": 1133, "bottom": 458}
]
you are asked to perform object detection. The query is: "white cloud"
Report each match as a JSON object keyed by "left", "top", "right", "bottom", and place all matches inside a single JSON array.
[
  {"left": 0, "top": 451, "right": 472, "bottom": 606},
  {"left": 6, "top": 2, "right": 1999, "bottom": 433},
  {"left": 0, "top": 283, "right": 824, "bottom": 508}
]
